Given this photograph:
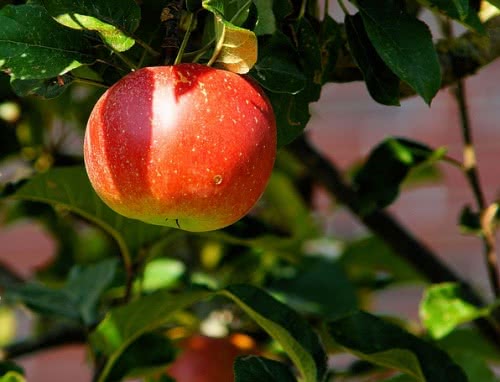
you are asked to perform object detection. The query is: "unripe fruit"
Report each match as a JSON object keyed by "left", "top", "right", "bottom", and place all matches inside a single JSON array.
[{"left": 84, "top": 63, "right": 276, "bottom": 232}]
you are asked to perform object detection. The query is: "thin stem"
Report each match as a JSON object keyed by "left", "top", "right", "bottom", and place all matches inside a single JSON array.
[
  {"left": 182, "top": 38, "right": 216, "bottom": 62},
  {"left": 72, "top": 77, "right": 109, "bottom": 89},
  {"left": 113, "top": 51, "right": 138, "bottom": 71},
  {"left": 1, "top": 325, "right": 85, "bottom": 360},
  {"left": 174, "top": 12, "right": 195, "bottom": 65},
  {"left": 134, "top": 37, "right": 161, "bottom": 57},
  {"left": 454, "top": 73, "right": 500, "bottom": 298}
]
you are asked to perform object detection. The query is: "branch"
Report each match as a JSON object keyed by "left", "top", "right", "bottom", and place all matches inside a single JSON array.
[
  {"left": 289, "top": 136, "right": 500, "bottom": 346},
  {"left": 1, "top": 325, "right": 86, "bottom": 360},
  {"left": 332, "top": 15, "right": 500, "bottom": 96}
]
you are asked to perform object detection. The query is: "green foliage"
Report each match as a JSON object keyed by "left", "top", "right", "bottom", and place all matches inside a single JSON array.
[
  {"left": 419, "top": 282, "right": 490, "bottom": 339},
  {"left": 353, "top": 138, "right": 446, "bottom": 215}
]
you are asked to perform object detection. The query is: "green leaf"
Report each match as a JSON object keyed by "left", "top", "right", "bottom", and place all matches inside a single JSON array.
[
  {"left": 356, "top": 0, "right": 441, "bottom": 104},
  {"left": 203, "top": 0, "right": 252, "bottom": 26},
  {"left": 90, "top": 289, "right": 211, "bottom": 382},
  {"left": 341, "top": 236, "right": 424, "bottom": 285},
  {"left": 0, "top": 4, "right": 93, "bottom": 80},
  {"left": 253, "top": 0, "right": 276, "bottom": 35},
  {"left": 212, "top": 15, "right": 258, "bottom": 73},
  {"left": 202, "top": 0, "right": 258, "bottom": 73},
  {"left": 221, "top": 285, "right": 327, "bottom": 382},
  {"left": 353, "top": 138, "right": 446, "bottom": 215},
  {"left": 140, "top": 258, "right": 186, "bottom": 292},
  {"left": 4, "top": 166, "right": 167, "bottom": 257},
  {"left": 0, "top": 372, "right": 25, "bottom": 382},
  {"left": 41, "top": 0, "right": 141, "bottom": 52},
  {"left": 250, "top": 31, "right": 306, "bottom": 94},
  {"left": 234, "top": 356, "right": 297, "bottom": 381},
  {"left": 419, "top": 282, "right": 489, "bottom": 339},
  {"left": 269, "top": 90, "right": 310, "bottom": 147},
  {"left": 345, "top": 13, "right": 400, "bottom": 106},
  {"left": 438, "top": 328, "right": 500, "bottom": 362},
  {"left": 447, "top": 351, "right": 497, "bottom": 382},
  {"left": 5, "top": 259, "right": 117, "bottom": 323},
  {"left": 5, "top": 283, "right": 81, "bottom": 320},
  {"left": 270, "top": 257, "right": 358, "bottom": 319},
  {"left": 10, "top": 74, "right": 73, "bottom": 99},
  {"left": 106, "top": 332, "right": 175, "bottom": 382},
  {"left": 294, "top": 18, "right": 322, "bottom": 102},
  {"left": 66, "top": 258, "right": 118, "bottom": 325},
  {"left": 328, "top": 311, "right": 468, "bottom": 382}
]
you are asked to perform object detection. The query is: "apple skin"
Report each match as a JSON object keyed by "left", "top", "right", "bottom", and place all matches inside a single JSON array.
[
  {"left": 84, "top": 63, "right": 276, "bottom": 232},
  {"left": 167, "top": 334, "right": 257, "bottom": 382}
]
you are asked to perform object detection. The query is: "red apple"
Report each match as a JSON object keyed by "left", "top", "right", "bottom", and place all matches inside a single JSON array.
[
  {"left": 84, "top": 63, "right": 276, "bottom": 232},
  {"left": 167, "top": 334, "right": 258, "bottom": 382}
]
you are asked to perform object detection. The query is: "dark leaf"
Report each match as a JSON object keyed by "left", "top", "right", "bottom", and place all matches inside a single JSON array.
[
  {"left": 328, "top": 311, "right": 468, "bottom": 382},
  {"left": 270, "top": 257, "right": 358, "bottom": 319},
  {"left": 345, "top": 13, "right": 400, "bottom": 106},
  {"left": 250, "top": 32, "right": 306, "bottom": 94},
  {"left": 355, "top": 0, "right": 441, "bottom": 104},
  {"left": 222, "top": 285, "right": 327, "bottom": 382},
  {"left": 234, "top": 356, "right": 297, "bottom": 382},
  {"left": 353, "top": 138, "right": 446, "bottom": 215},
  {"left": 0, "top": 4, "right": 93, "bottom": 80}
]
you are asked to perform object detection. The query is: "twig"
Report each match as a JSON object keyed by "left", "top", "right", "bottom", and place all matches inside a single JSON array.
[
  {"left": 453, "top": 79, "right": 500, "bottom": 297},
  {"left": 289, "top": 136, "right": 500, "bottom": 346},
  {"left": 1, "top": 325, "right": 86, "bottom": 360}
]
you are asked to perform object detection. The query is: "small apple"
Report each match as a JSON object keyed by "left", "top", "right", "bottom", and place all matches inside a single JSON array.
[
  {"left": 167, "top": 334, "right": 258, "bottom": 382},
  {"left": 84, "top": 63, "right": 276, "bottom": 232}
]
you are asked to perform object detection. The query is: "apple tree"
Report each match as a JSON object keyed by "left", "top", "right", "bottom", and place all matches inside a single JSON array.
[{"left": 1, "top": 0, "right": 500, "bottom": 381}]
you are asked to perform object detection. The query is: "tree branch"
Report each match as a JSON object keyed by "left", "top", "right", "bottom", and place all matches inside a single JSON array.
[
  {"left": 0, "top": 325, "right": 86, "bottom": 360},
  {"left": 289, "top": 136, "right": 500, "bottom": 346},
  {"left": 332, "top": 15, "right": 500, "bottom": 97}
]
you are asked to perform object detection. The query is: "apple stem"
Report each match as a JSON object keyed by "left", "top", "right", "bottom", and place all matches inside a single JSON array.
[{"left": 174, "top": 12, "right": 195, "bottom": 65}]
